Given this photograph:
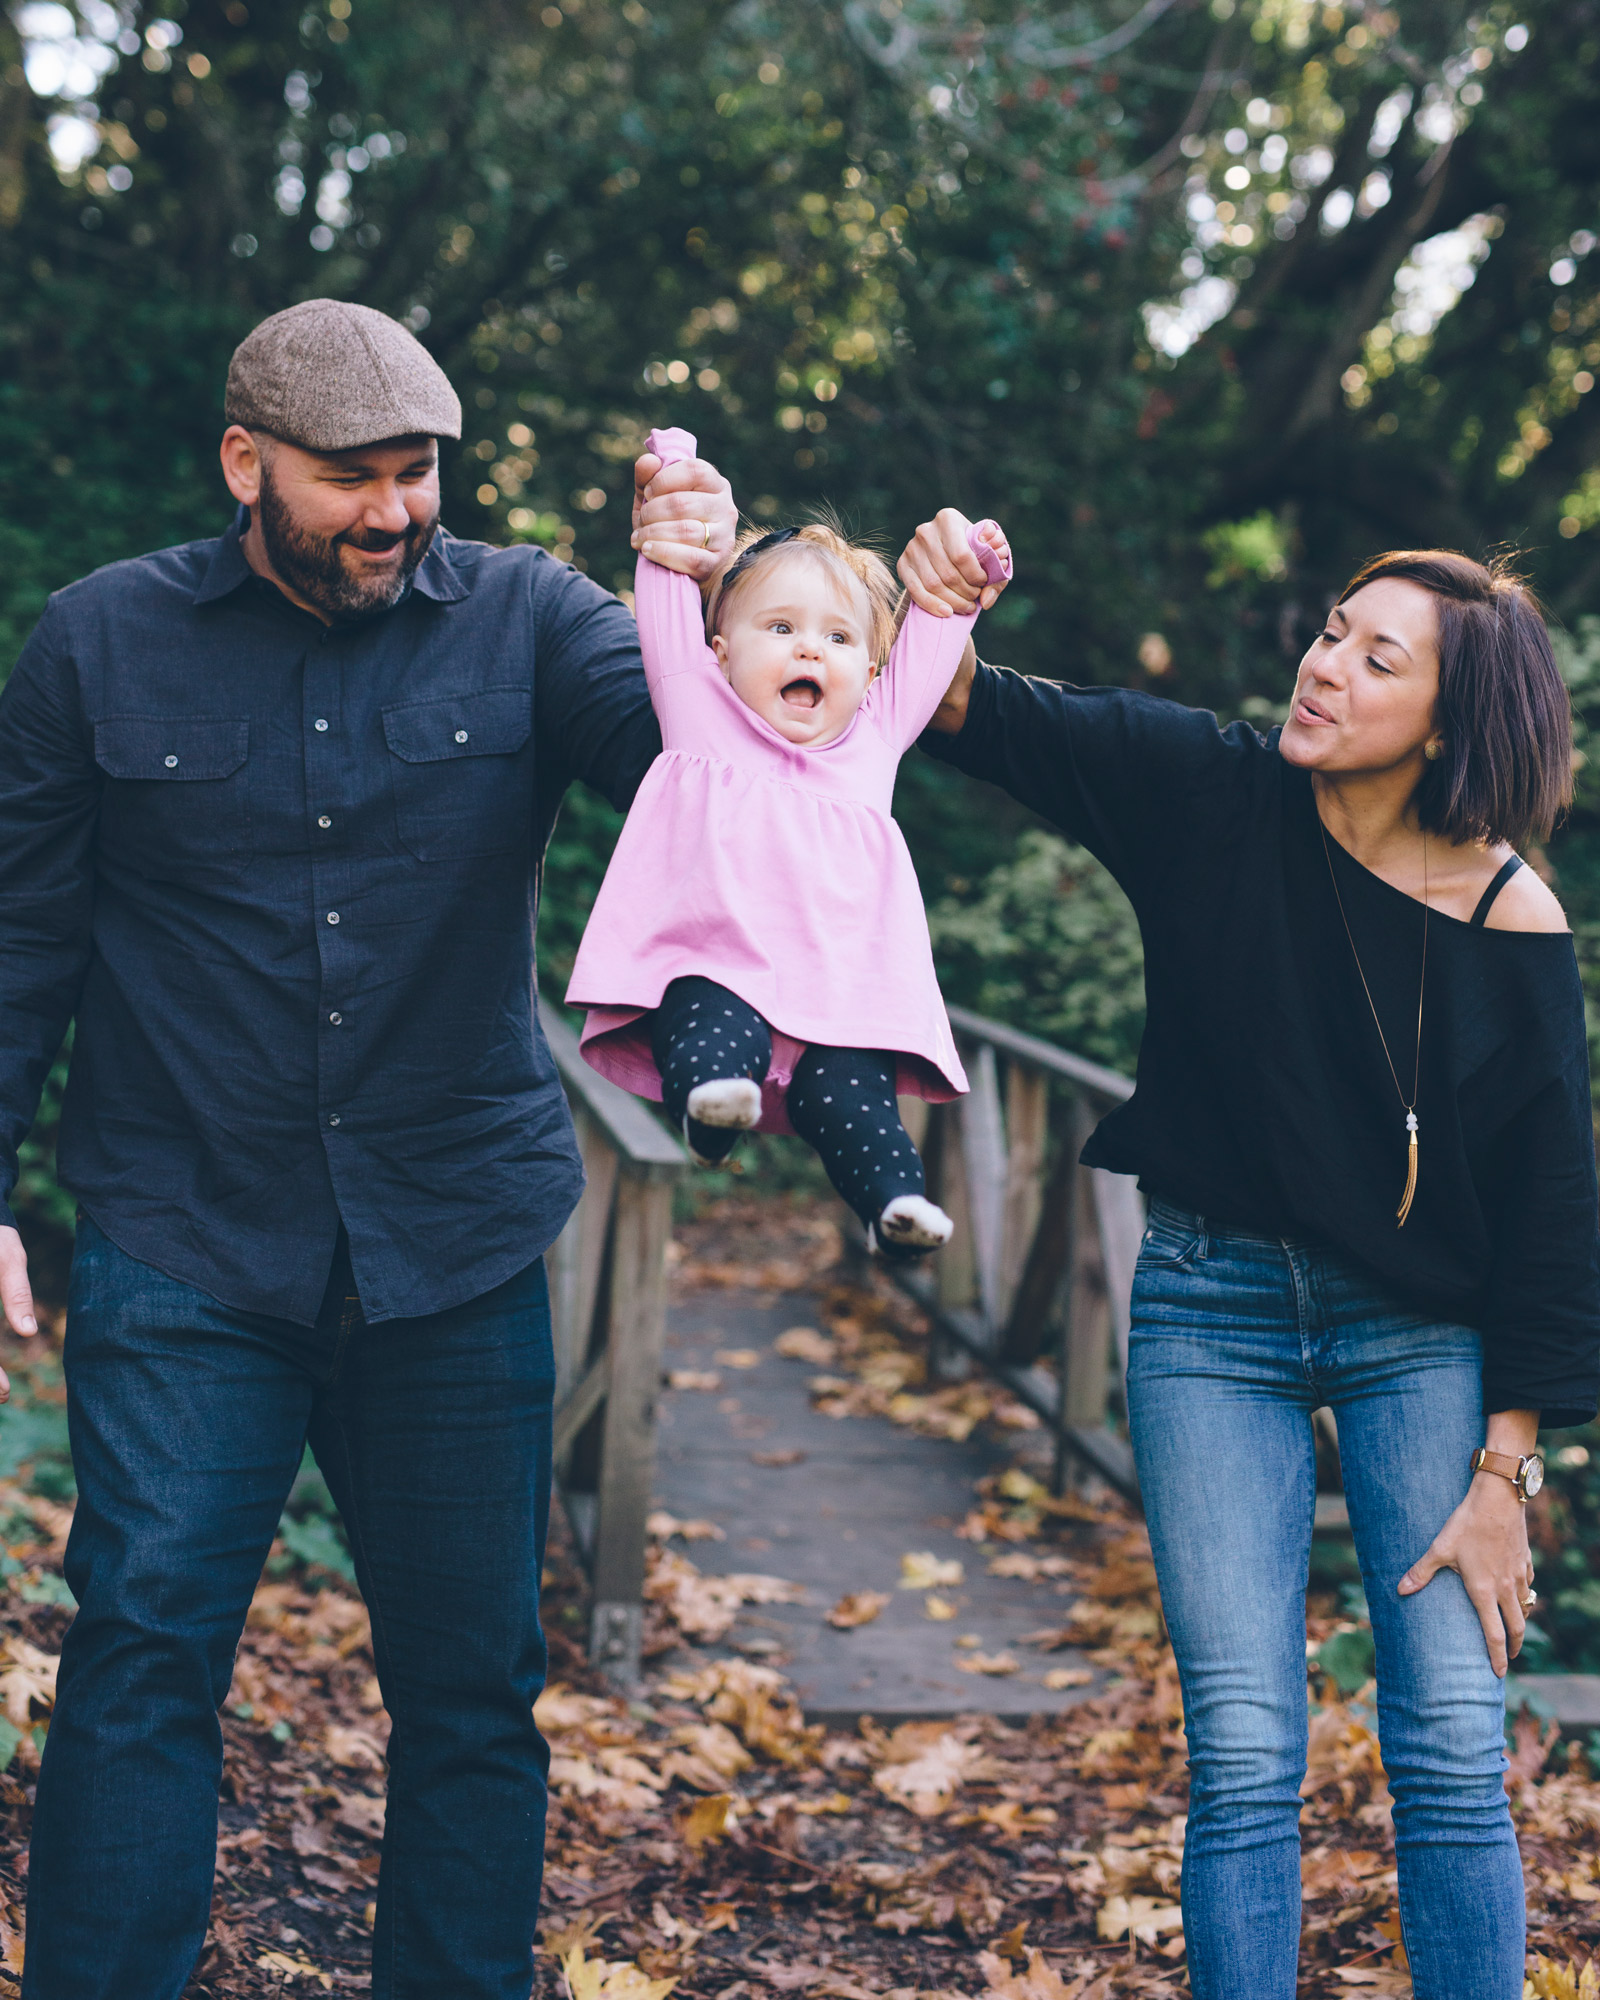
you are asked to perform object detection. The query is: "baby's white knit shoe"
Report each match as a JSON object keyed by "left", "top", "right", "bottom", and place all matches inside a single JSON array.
[
  {"left": 870, "top": 1194, "right": 954, "bottom": 1258},
  {"left": 686, "top": 1078, "right": 762, "bottom": 1129}
]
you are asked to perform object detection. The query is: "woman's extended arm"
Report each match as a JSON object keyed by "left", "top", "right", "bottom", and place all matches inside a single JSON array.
[{"left": 900, "top": 508, "right": 1265, "bottom": 890}]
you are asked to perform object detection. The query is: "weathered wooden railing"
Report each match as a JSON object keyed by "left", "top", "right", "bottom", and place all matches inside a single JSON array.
[
  {"left": 890, "top": 1005, "right": 1146, "bottom": 1501},
  {"left": 540, "top": 1004, "right": 686, "bottom": 1684}
]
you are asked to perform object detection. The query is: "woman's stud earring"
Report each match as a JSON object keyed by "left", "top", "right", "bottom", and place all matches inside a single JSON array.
[{"left": 1424, "top": 739, "right": 1443, "bottom": 761}]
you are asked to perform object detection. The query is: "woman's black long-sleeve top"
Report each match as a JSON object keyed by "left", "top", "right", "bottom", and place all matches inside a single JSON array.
[{"left": 923, "top": 664, "right": 1600, "bottom": 1428}]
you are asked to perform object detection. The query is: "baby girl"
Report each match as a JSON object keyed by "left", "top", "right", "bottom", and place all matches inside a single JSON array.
[{"left": 566, "top": 426, "right": 1010, "bottom": 1258}]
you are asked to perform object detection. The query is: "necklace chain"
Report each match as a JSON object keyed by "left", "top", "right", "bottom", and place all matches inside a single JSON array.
[{"left": 1320, "top": 823, "right": 1429, "bottom": 1224}]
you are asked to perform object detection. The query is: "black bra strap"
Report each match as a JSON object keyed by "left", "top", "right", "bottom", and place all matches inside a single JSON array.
[{"left": 1470, "top": 853, "right": 1525, "bottom": 927}]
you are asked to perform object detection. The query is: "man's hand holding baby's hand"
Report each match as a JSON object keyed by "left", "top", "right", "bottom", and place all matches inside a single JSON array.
[
  {"left": 632, "top": 453, "right": 737, "bottom": 585},
  {"left": 898, "top": 510, "right": 1011, "bottom": 619}
]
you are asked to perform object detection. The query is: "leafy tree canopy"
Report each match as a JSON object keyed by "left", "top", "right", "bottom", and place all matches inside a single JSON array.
[{"left": 3, "top": 0, "right": 1600, "bottom": 1216}]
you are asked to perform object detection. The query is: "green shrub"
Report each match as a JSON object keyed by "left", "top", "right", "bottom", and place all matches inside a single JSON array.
[
  {"left": 1529, "top": 1428, "right": 1600, "bottom": 1674},
  {"left": 927, "top": 829, "right": 1146, "bottom": 1075}
]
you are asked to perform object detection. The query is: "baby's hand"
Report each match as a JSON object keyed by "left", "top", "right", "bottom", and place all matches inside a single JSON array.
[{"left": 897, "top": 508, "right": 1011, "bottom": 619}]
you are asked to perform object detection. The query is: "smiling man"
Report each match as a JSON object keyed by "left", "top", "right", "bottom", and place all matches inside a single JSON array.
[{"left": 0, "top": 299, "right": 735, "bottom": 1999}]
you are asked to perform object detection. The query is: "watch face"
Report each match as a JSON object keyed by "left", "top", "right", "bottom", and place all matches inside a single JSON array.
[{"left": 1523, "top": 1456, "right": 1545, "bottom": 1498}]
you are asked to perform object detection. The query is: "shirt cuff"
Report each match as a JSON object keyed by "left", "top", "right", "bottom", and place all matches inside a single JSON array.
[
  {"left": 918, "top": 657, "right": 996, "bottom": 768},
  {"left": 1484, "top": 1379, "right": 1598, "bottom": 1434}
]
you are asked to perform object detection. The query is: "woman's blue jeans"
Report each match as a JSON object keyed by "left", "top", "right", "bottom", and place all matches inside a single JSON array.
[
  {"left": 1127, "top": 1201, "right": 1523, "bottom": 2000},
  {"left": 24, "top": 1217, "right": 555, "bottom": 2000}
]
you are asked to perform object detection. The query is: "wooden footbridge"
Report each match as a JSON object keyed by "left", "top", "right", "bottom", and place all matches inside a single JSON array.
[
  {"left": 539, "top": 997, "right": 1150, "bottom": 1686},
  {"left": 538, "top": 992, "right": 1595, "bottom": 1737}
]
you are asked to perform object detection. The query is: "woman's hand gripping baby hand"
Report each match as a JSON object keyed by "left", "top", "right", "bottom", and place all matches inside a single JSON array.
[
  {"left": 900, "top": 510, "right": 1011, "bottom": 736},
  {"left": 898, "top": 509, "right": 1011, "bottom": 619}
]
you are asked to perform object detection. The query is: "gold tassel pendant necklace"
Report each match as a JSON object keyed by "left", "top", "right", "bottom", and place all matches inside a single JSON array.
[{"left": 1321, "top": 825, "right": 1429, "bottom": 1228}]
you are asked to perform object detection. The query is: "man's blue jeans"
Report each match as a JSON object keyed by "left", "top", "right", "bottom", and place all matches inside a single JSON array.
[
  {"left": 1127, "top": 1201, "right": 1523, "bottom": 2000},
  {"left": 24, "top": 1217, "right": 554, "bottom": 2000}
]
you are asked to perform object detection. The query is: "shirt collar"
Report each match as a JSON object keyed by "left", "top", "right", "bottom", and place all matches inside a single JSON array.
[
  {"left": 191, "top": 507, "right": 257, "bottom": 605},
  {"left": 411, "top": 530, "right": 470, "bottom": 604},
  {"left": 191, "top": 508, "right": 471, "bottom": 609}
]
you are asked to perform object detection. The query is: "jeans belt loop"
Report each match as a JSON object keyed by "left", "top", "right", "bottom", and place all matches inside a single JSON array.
[{"left": 1195, "top": 1214, "right": 1209, "bottom": 1262}]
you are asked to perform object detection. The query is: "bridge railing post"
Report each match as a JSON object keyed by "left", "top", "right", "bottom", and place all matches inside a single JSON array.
[
  {"left": 540, "top": 1001, "right": 686, "bottom": 1687},
  {"left": 899, "top": 1006, "right": 1145, "bottom": 1506}
]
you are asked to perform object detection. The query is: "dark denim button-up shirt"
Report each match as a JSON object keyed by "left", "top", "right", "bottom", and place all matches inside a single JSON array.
[{"left": 0, "top": 510, "right": 659, "bottom": 1324}]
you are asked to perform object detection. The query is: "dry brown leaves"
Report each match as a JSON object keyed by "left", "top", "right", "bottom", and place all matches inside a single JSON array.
[
  {"left": 0, "top": 1196, "right": 1593, "bottom": 1998},
  {"left": 766, "top": 1284, "right": 1039, "bottom": 1444},
  {"left": 644, "top": 1546, "right": 806, "bottom": 1644},
  {"left": 828, "top": 1592, "right": 890, "bottom": 1630}
]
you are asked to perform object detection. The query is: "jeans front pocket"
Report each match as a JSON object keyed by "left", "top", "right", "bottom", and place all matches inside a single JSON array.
[
  {"left": 1139, "top": 1201, "right": 1207, "bottom": 1270},
  {"left": 382, "top": 685, "right": 532, "bottom": 861}
]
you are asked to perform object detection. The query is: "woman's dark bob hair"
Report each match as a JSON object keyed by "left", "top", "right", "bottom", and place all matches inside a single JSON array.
[{"left": 1338, "top": 548, "right": 1573, "bottom": 851}]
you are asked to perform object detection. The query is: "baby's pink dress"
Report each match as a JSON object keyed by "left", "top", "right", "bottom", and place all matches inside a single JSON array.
[{"left": 566, "top": 426, "right": 997, "bottom": 1132}]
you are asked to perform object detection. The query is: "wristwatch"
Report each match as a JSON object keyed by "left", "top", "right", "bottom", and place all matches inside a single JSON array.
[{"left": 1470, "top": 1448, "right": 1545, "bottom": 1501}]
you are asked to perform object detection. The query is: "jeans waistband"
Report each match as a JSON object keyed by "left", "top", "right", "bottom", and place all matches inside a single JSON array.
[{"left": 1147, "top": 1196, "right": 1316, "bottom": 1255}]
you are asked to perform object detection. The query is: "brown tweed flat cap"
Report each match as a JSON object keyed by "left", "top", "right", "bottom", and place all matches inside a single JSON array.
[{"left": 225, "top": 299, "right": 462, "bottom": 451}]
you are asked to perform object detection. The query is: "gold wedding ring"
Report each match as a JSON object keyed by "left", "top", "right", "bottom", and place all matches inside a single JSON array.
[
  {"left": 1521, "top": 1587, "right": 1538, "bottom": 1609},
  {"left": 698, "top": 519, "right": 712, "bottom": 550}
]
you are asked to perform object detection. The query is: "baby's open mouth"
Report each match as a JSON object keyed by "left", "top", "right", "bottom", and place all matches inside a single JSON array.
[{"left": 781, "top": 678, "right": 822, "bottom": 710}]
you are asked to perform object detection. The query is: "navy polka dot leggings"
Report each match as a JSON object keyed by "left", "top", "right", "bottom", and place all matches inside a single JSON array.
[{"left": 650, "top": 976, "right": 926, "bottom": 1227}]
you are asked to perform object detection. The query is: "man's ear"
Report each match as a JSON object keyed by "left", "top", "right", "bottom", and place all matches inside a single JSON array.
[{"left": 220, "top": 425, "right": 266, "bottom": 508}]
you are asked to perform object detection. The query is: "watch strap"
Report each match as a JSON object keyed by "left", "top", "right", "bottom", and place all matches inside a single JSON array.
[{"left": 1472, "top": 1447, "right": 1534, "bottom": 1498}]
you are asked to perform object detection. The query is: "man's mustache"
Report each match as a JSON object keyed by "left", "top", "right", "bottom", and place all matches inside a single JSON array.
[{"left": 338, "top": 526, "right": 413, "bottom": 553}]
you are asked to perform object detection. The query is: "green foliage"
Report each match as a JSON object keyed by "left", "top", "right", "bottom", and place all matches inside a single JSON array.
[
  {"left": 0, "top": 1354, "right": 72, "bottom": 1497},
  {"left": 928, "top": 830, "right": 1146, "bottom": 1073},
  {"left": 6, "top": 0, "right": 1600, "bottom": 1230},
  {"left": 1203, "top": 511, "right": 1291, "bottom": 589},
  {"left": 1530, "top": 1429, "right": 1600, "bottom": 1674},
  {"left": 269, "top": 1449, "right": 356, "bottom": 1587},
  {"left": 538, "top": 786, "right": 625, "bottom": 996},
  {"left": 13, "top": 1040, "right": 74, "bottom": 1238},
  {"left": 1315, "top": 1624, "right": 1377, "bottom": 1696}
]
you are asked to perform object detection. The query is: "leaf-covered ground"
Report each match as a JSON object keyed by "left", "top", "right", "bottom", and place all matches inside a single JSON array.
[{"left": 0, "top": 1197, "right": 1596, "bottom": 1997}]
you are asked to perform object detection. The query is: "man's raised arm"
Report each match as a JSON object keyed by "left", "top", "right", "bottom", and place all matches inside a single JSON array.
[{"left": 533, "top": 449, "right": 739, "bottom": 813}]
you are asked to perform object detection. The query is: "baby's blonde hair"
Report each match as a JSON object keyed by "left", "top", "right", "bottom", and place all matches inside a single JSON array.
[{"left": 706, "top": 516, "right": 901, "bottom": 662}]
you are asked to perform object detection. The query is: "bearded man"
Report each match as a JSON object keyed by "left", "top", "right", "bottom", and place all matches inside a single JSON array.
[{"left": 0, "top": 299, "right": 735, "bottom": 1999}]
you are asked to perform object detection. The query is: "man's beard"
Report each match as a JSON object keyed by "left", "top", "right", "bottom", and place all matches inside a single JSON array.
[{"left": 256, "top": 469, "right": 438, "bottom": 621}]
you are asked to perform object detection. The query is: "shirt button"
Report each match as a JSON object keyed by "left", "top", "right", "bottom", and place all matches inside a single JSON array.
[
  {"left": 326, "top": 911, "right": 340, "bottom": 925},
  {"left": 454, "top": 729, "right": 469, "bottom": 744},
  {"left": 314, "top": 718, "right": 330, "bottom": 732},
  {"left": 328, "top": 1113, "right": 342, "bottom": 1128},
  {"left": 317, "top": 815, "right": 332, "bottom": 830},
  {"left": 164, "top": 754, "right": 178, "bottom": 768},
  {"left": 329, "top": 1011, "right": 343, "bottom": 1025}
]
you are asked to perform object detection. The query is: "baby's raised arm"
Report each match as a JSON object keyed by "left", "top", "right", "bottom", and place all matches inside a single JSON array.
[{"left": 631, "top": 426, "right": 721, "bottom": 696}]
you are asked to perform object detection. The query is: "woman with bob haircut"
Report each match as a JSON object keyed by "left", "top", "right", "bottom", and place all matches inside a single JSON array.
[{"left": 898, "top": 537, "right": 1600, "bottom": 1999}]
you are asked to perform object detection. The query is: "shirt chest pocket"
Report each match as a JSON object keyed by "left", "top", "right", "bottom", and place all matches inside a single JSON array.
[
  {"left": 381, "top": 686, "right": 533, "bottom": 861},
  {"left": 93, "top": 716, "right": 251, "bottom": 872}
]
